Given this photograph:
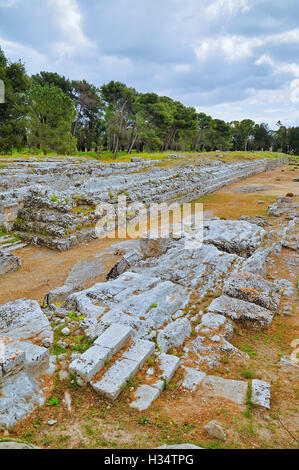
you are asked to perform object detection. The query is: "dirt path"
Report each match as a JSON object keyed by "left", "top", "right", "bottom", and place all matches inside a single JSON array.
[{"left": 0, "top": 164, "right": 297, "bottom": 305}]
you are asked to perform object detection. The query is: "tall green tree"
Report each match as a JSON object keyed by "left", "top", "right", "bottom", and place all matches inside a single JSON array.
[
  {"left": 31, "top": 71, "right": 73, "bottom": 97},
  {"left": 288, "top": 127, "right": 299, "bottom": 155},
  {"left": 101, "top": 81, "right": 136, "bottom": 158},
  {"left": 253, "top": 123, "right": 272, "bottom": 151},
  {"left": 71, "top": 80, "right": 103, "bottom": 151},
  {"left": 28, "top": 84, "right": 77, "bottom": 154},
  {"left": 0, "top": 47, "right": 29, "bottom": 154}
]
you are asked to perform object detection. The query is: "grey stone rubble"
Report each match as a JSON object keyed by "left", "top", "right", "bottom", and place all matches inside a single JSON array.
[
  {"left": 0, "top": 155, "right": 285, "bottom": 251},
  {"left": 251, "top": 379, "right": 271, "bottom": 409},
  {"left": 0, "top": 300, "right": 53, "bottom": 428},
  {"left": 0, "top": 440, "right": 41, "bottom": 449},
  {"left": 268, "top": 196, "right": 298, "bottom": 219},
  {"left": 204, "top": 421, "right": 226, "bottom": 441},
  {"left": 0, "top": 250, "right": 21, "bottom": 276},
  {"left": 207, "top": 296, "right": 275, "bottom": 330}
]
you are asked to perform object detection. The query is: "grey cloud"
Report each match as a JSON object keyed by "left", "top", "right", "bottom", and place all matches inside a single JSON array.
[{"left": 0, "top": 0, "right": 298, "bottom": 126}]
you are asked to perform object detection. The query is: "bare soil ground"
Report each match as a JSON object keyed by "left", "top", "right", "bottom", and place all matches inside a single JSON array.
[{"left": 1, "top": 163, "right": 298, "bottom": 449}]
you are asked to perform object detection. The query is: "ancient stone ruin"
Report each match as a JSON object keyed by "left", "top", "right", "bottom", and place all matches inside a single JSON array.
[{"left": 0, "top": 154, "right": 298, "bottom": 443}]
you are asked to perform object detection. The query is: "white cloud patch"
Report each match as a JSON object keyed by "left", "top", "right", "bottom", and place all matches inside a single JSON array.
[
  {"left": 49, "top": 0, "right": 95, "bottom": 57},
  {"left": 0, "top": 36, "right": 48, "bottom": 73},
  {"left": 196, "top": 28, "right": 299, "bottom": 62},
  {"left": 195, "top": 35, "right": 263, "bottom": 61}
]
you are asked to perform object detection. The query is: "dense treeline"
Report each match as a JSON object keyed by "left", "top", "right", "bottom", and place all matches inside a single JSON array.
[{"left": 1, "top": 47, "right": 299, "bottom": 157}]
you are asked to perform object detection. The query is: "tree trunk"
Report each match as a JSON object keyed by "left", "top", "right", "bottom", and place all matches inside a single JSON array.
[{"left": 128, "top": 132, "right": 138, "bottom": 155}]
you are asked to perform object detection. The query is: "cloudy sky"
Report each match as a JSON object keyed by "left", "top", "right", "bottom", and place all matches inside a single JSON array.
[{"left": 0, "top": 0, "right": 298, "bottom": 128}]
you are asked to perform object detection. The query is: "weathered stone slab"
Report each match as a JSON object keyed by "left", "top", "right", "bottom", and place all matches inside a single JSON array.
[
  {"left": 92, "top": 358, "right": 140, "bottom": 400},
  {"left": 157, "top": 353, "right": 180, "bottom": 382},
  {"left": 123, "top": 340, "right": 155, "bottom": 367},
  {"left": 0, "top": 250, "right": 21, "bottom": 276},
  {"left": 251, "top": 379, "right": 271, "bottom": 409},
  {"left": 182, "top": 368, "right": 206, "bottom": 391},
  {"left": 157, "top": 444, "right": 203, "bottom": 449},
  {"left": 204, "top": 421, "right": 226, "bottom": 441},
  {"left": 14, "top": 341, "right": 49, "bottom": 376},
  {"left": 0, "top": 299, "right": 53, "bottom": 347},
  {"left": 44, "top": 284, "right": 83, "bottom": 306},
  {"left": 0, "top": 337, "right": 25, "bottom": 378},
  {"left": 69, "top": 345, "right": 111, "bottom": 383},
  {"left": 130, "top": 384, "right": 161, "bottom": 411},
  {"left": 0, "top": 371, "right": 46, "bottom": 428},
  {"left": 106, "top": 250, "right": 143, "bottom": 280},
  {"left": 203, "top": 220, "right": 266, "bottom": 257},
  {"left": 140, "top": 232, "right": 172, "bottom": 258},
  {"left": 157, "top": 318, "right": 191, "bottom": 352},
  {"left": 130, "top": 353, "right": 180, "bottom": 410},
  {"left": 0, "top": 441, "right": 40, "bottom": 449},
  {"left": 223, "top": 273, "right": 280, "bottom": 312},
  {"left": 208, "top": 295, "right": 275, "bottom": 329},
  {"left": 200, "top": 376, "right": 248, "bottom": 405},
  {"left": 197, "top": 313, "right": 234, "bottom": 341},
  {"left": 94, "top": 324, "right": 133, "bottom": 354}
]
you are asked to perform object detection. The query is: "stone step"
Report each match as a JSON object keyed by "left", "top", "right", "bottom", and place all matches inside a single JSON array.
[
  {"left": 94, "top": 324, "right": 133, "bottom": 354},
  {"left": 92, "top": 339, "right": 155, "bottom": 401},
  {"left": 2, "top": 243, "right": 27, "bottom": 253},
  {"left": 0, "top": 240, "right": 19, "bottom": 249},
  {"left": 130, "top": 353, "right": 180, "bottom": 411},
  {"left": 69, "top": 324, "right": 133, "bottom": 384},
  {"left": 0, "top": 235, "right": 12, "bottom": 243}
]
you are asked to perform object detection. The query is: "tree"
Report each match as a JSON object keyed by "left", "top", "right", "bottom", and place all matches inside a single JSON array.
[
  {"left": 253, "top": 123, "right": 272, "bottom": 151},
  {"left": 71, "top": 80, "right": 103, "bottom": 151},
  {"left": 231, "top": 119, "right": 255, "bottom": 151},
  {"left": 32, "top": 71, "right": 73, "bottom": 97},
  {"left": 101, "top": 81, "right": 136, "bottom": 158},
  {"left": 28, "top": 84, "right": 77, "bottom": 154},
  {"left": 0, "top": 47, "right": 29, "bottom": 154},
  {"left": 194, "top": 113, "right": 213, "bottom": 151},
  {"left": 288, "top": 127, "right": 299, "bottom": 155},
  {"left": 275, "top": 120, "right": 287, "bottom": 152}
]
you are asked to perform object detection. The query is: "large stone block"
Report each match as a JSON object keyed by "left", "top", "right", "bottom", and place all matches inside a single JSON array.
[
  {"left": 208, "top": 295, "right": 275, "bottom": 329},
  {"left": 0, "top": 299, "right": 53, "bottom": 347},
  {"left": 201, "top": 376, "right": 248, "bottom": 405},
  {"left": 92, "top": 358, "right": 140, "bottom": 400},
  {"left": 69, "top": 345, "right": 111, "bottom": 383},
  {"left": 251, "top": 379, "right": 271, "bottom": 409},
  {"left": 223, "top": 273, "right": 280, "bottom": 312},
  {"left": 122, "top": 340, "right": 155, "bottom": 367},
  {"left": 94, "top": 324, "right": 133, "bottom": 354},
  {"left": 0, "top": 250, "right": 21, "bottom": 277}
]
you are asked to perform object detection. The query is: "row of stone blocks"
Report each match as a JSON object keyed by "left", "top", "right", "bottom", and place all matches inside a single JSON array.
[
  {"left": 68, "top": 323, "right": 271, "bottom": 411},
  {"left": 69, "top": 323, "right": 181, "bottom": 405}
]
